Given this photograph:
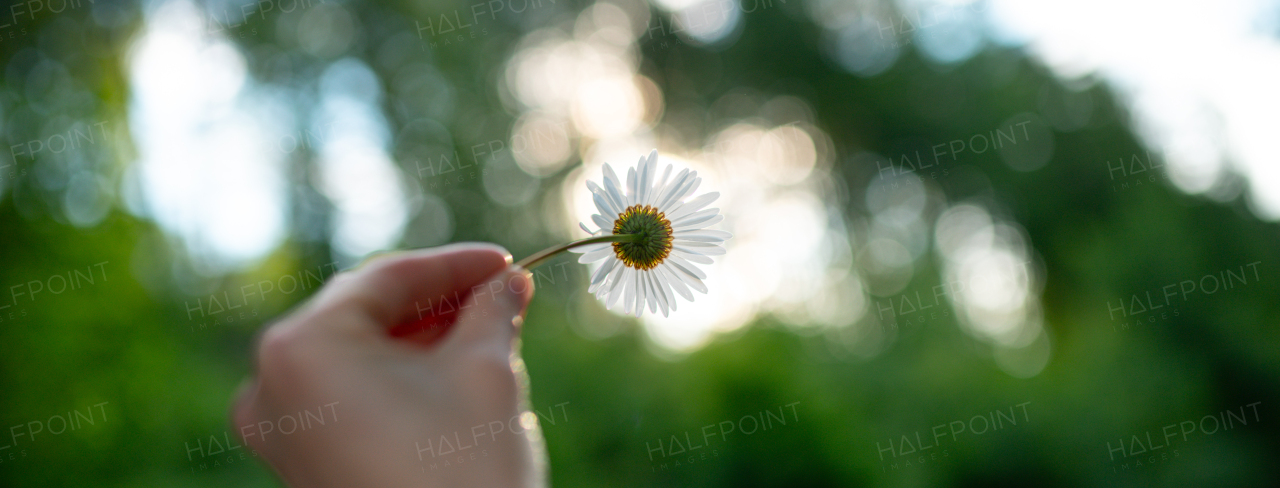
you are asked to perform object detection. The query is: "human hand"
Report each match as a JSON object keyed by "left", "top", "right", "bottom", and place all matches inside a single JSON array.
[{"left": 232, "top": 243, "right": 542, "bottom": 488}]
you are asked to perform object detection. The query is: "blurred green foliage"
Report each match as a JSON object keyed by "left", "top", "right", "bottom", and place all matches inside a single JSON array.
[{"left": 1, "top": 0, "right": 1278, "bottom": 487}]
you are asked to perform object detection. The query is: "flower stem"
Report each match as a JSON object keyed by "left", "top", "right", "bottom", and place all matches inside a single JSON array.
[{"left": 516, "top": 234, "right": 641, "bottom": 270}]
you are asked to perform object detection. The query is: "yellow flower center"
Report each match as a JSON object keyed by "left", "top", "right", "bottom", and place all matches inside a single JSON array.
[{"left": 611, "top": 205, "right": 674, "bottom": 270}]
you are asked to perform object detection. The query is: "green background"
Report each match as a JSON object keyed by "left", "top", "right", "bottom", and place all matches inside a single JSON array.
[{"left": 1, "top": 0, "right": 1277, "bottom": 486}]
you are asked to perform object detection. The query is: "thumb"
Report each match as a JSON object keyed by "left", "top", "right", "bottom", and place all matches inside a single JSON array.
[{"left": 441, "top": 266, "right": 534, "bottom": 353}]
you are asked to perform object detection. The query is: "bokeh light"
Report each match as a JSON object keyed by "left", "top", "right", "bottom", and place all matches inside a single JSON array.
[
  {"left": 521, "top": 3, "right": 858, "bottom": 351},
  {"left": 984, "top": 0, "right": 1280, "bottom": 220},
  {"left": 127, "top": 0, "right": 289, "bottom": 271},
  {"left": 5, "top": 0, "right": 1280, "bottom": 486}
]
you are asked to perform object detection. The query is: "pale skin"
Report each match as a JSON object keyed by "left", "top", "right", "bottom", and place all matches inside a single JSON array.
[{"left": 232, "top": 243, "right": 543, "bottom": 488}]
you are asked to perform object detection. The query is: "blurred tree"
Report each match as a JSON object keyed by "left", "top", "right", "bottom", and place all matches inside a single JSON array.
[{"left": 0, "top": 0, "right": 1277, "bottom": 487}]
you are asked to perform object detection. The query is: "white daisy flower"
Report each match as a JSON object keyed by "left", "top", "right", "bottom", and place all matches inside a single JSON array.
[{"left": 568, "top": 149, "right": 730, "bottom": 317}]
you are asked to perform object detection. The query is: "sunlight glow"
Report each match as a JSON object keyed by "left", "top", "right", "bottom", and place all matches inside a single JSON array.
[
  {"left": 936, "top": 203, "right": 1049, "bottom": 376},
  {"left": 985, "top": 0, "right": 1280, "bottom": 220},
  {"left": 126, "top": 0, "right": 287, "bottom": 271},
  {"left": 314, "top": 60, "right": 411, "bottom": 261},
  {"left": 512, "top": 4, "right": 849, "bottom": 353}
]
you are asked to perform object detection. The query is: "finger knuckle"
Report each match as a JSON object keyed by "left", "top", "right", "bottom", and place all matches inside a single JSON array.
[
  {"left": 256, "top": 323, "right": 313, "bottom": 385},
  {"left": 366, "top": 255, "right": 419, "bottom": 282}
]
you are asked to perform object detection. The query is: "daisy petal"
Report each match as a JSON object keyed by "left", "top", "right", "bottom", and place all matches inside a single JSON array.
[
  {"left": 644, "top": 272, "right": 659, "bottom": 314},
  {"left": 652, "top": 164, "right": 672, "bottom": 206},
  {"left": 651, "top": 271, "right": 675, "bottom": 315},
  {"left": 591, "top": 214, "right": 613, "bottom": 231},
  {"left": 585, "top": 179, "right": 605, "bottom": 198},
  {"left": 656, "top": 170, "right": 694, "bottom": 210},
  {"left": 603, "top": 164, "right": 628, "bottom": 208},
  {"left": 669, "top": 264, "right": 708, "bottom": 294},
  {"left": 658, "top": 265, "right": 695, "bottom": 301},
  {"left": 673, "top": 238, "right": 722, "bottom": 246},
  {"left": 675, "top": 229, "right": 733, "bottom": 241},
  {"left": 670, "top": 177, "right": 702, "bottom": 206},
  {"left": 592, "top": 262, "right": 623, "bottom": 294},
  {"left": 667, "top": 192, "right": 719, "bottom": 221},
  {"left": 580, "top": 150, "right": 730, "bottom": 316},
  {"left": 586, "top": 256, "right": 616, "bottom": 290},
  {"left": 578, "top": 246, "right": 614, "bottom": 263},
  {"left": 672, "top": 208, "right": 719, "bottom": 227},
  {"left": 601, "top": 167, "right": 622, "bottom": 208},
  {"left": 646, "top": 272, "right": 670, "bottom": 317},
  {"left": 588, "top": 180, "right": 624, "bottom": 215},
  {"left": 593, "top": 192, "right": 616, "bottom": 219},
  {"left": 603, "top": 163, "right": 621, "bottom": 188},
  {"left": 660, "top": 169, "right": 691, "bottom": 201},
  {"left": 621, "top": 267, "right": 636, "bottom": 313},
  {"left": 606, "top": 267, "right": 628, "bottom": 308},
  {"left": 674, "top": 248, "right": 714, "bottom": 264},
  {"left": 673, "top": 234, "right": 726, "bottom": 243},
  {"left": 627, "top": 167, "right": 637, "bottom": 203},
  {"left": 633, "top": 271, "right": 646, "bottom": 317},
  {"left": 589, "top": 257, "right": 617, "bottom": 286},
  {"left": 674, "top": 215, "right": 724, "bottom": 232},
  {"left": 667, "top": 254, "right": 708, "bottom": 280},
  {"left": 642, "top": 151, "right": 659, "bottom": 204},
  {"left": 644, "top": 150, "right": 659, "bottom": 204},
  {"left": 674, "top": 242, "right": 726, "bottom": 255},
  {"left": 636, "top": 155, "right": 649, "bottom": 205}
]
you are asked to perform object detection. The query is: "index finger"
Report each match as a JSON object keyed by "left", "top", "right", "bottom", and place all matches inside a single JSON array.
[{"left": 303, "top": 243, "right": 513, "bottom": 336}]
